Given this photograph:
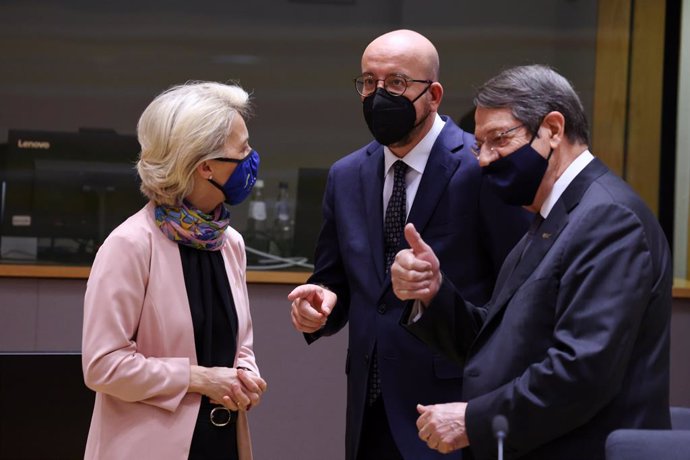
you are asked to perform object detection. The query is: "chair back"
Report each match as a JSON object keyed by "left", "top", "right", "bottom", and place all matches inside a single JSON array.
[
  {"left": 605, "top": 429, "right": 690, "bottom": 460},
  {"left": 671, "top": 406, "right": 690, "bottom": 430}
]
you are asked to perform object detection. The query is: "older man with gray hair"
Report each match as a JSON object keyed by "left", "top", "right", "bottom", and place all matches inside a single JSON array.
[
  {"left": 392, "top": 64, "right": 672, "bottom": 460},
  {"left": 287, "top": 30, "right": 531, "bottom": 460}
]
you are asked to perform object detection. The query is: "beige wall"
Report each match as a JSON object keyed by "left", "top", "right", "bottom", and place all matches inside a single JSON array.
[{"left": 674, "top": 0, "right": 690, "bottom": 278}]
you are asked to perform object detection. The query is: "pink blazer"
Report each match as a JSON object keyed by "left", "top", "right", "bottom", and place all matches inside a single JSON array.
[{"left": 82, "top": 202, "right": 259, "bottom": 460}]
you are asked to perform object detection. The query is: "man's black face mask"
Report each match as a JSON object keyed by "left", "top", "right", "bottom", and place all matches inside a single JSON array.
[
  {"left": 362, "top": 86, "right": 429, "bottom": 146},
  {"left": 482, "top": 134, "right": 553, "bottom": 207}
]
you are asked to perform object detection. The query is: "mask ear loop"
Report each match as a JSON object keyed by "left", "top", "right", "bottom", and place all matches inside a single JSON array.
[
  {"left": 208, "top": 176, "right": 225, "bottom": 193},
  {"left": 410, "top": 82, "right": 433, "bottom": 103},
  {"left": 406, "top": 83, "right": 434, "bottom": 132},
  {"left": 528, "top": 118, "right": 554, "bottom": 161}
]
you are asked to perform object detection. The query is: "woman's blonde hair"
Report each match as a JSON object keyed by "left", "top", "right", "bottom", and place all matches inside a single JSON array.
[{"left": 136, "top": 81, "right": 251, "bottom": 206}]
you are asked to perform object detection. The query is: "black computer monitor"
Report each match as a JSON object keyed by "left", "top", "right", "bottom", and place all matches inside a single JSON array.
[
  {"left": 292, "top": 167, "right": 329, "bottom": 264},
  {"left": 0, "top": 129, "right": 146, "bottom": 263}
]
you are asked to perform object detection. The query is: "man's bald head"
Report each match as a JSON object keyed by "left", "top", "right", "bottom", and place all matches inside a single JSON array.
[{"left": 362, "top": 29, "right": 440, "bottom": 81}]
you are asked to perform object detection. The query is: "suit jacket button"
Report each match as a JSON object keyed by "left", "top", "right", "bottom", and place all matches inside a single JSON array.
[
  {"left": 377, "top": 304, "right": 386, "bottom": 314},
  {"left": 364, "top": 353, "right": 369, "bottom": 363}
]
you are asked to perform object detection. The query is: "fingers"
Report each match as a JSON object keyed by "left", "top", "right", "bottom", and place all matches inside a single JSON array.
[
  {"left": 404, "top": 223, "right": 432, "bottom": 255},
  {"left": 237, "top": 370, "right": 265, "bottom": 409},
  {"left": 287, "top": 283, "right": 321, "bottom": 301},
  {"left": 417, "top": 407, "right": 442, "bottom": 451},
  {"left": 391, "top": 251, "right": 435, "bottom": 301},
  {"left": 218, "top": 372, "right": 266, "bottom": 412},
  {"left": 394, "top": 248, "right": 433, "bottom": 274},
  {"left": 392, "top": 252, "right": 433, "bottom": 286},
  {"left": 392, "top": 227, "right": 441, "bottom": 305},
  {"left": 288, "top": 284, "right": 331, "bottom": 333},
  {"left": 227, "top": 383, "right": 252, "bottom": 411},
  {"left": 416, "top": 404, "right": 430, "bottom": 430},
  {"left": 291, "top": 298, "right": 327, "bottom": 333},
  {"left": 288, "top": 284, "right": 336, "bottom": 313},
  {"left": 416, "top": 402, "right": 469, "bottom": 453},
  {"left": 203, "top": 367, "right": 262, "bottom": 411},
  {"left": 319, "top": 289, "right": 336, "bottom": 315},
  {"left": 291, "top": 290, "right": 334, "bottom": 332},
  {"left": 393, "top": 283, "right": 434, "bottom": 302},
  {"left": 221, "top": 394, "right": 243, "bottom": 411},
  {"left": 292, "top": 297, "right": 325, "bottom": 324},
  {"left": 418, "top": 423, "right": 435, "bottom": 444},
  {"left": 237, "top": 368, "right": 268, "bottom": 394}
]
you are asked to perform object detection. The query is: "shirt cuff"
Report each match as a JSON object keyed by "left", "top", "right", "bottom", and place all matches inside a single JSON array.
[{"left": 408, "top": 299, "right": 427, "bottom": 323}]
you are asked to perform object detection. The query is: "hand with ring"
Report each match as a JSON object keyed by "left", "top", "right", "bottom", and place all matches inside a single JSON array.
[
  {"left": 189, "top": 365, "right": 267, "bottom": 411},
  {"left": 220, "top": 368, "right": 268, "bottom": 411}
]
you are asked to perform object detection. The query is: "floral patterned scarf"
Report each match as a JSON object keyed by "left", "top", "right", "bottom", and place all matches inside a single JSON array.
[{"left": 155, "top": 201, "right": 230, "bottom": 251}]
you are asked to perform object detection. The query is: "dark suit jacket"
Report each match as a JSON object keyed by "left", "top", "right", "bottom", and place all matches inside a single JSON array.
[
  {"left": 307, "top": 116, "right": 532, "bottom": 460},
  {"left": 406, "top": 158, "right": 672, "bottom": 460}
]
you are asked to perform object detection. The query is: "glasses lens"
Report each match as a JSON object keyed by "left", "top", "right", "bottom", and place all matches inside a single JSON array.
[
  {"left": 384, "top": 75, "right": 407, "bottom": 96},
  {"left": 355, "top": 75, "right": 376, "bottom": 96}
]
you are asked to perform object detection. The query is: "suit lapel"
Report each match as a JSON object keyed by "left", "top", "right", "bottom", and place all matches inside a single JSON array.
[
  {"left": 376, "top": 116, "right": 464, "bottom": 296},
  {"left": 406, "top": 118, "right": 465, "bottom": 237},
  {"left": 361, "top": 144, "right": 386, "bottom": 284},
  {"left": 377, "top": 119, "right": 465, "bottom": 296},
  {"left": 478, "top": 157, "right": 609, "bottom": 332},
  {"left": 480, "top": 207, "right": 568, "bottom": 329}
]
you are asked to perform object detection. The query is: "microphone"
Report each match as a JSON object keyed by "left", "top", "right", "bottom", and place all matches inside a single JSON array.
[{"left": 492, "top": 415, "right": 509, "bottom": 460}]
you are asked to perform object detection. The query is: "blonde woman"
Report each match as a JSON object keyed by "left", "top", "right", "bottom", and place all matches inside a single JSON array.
[{"left": 82, "top": 81, "right": 266, "bottom": 460}]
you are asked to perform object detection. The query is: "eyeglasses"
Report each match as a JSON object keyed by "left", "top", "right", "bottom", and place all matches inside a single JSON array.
[
  {"left": 470, "top": 124, "right": 526, "bottom": 157},
  {"left": 353, "top": 73, "right": 433, "bottom": 97}
]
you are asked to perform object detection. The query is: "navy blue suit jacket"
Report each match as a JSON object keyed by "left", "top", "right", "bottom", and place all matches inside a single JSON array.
[
  {"left": 307, "top": 116, "right": 532, "bottom": 460},
  {"left": 406, "top": 158, "right": 672, "bottom": 460}
]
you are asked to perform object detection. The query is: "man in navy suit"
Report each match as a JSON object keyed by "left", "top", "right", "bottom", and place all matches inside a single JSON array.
[
  {"left": 392, "top": 64, "right": 672, "bottom": 460},
  {"left": 287, "top": 30, "right": 530, "bottom": 460}
]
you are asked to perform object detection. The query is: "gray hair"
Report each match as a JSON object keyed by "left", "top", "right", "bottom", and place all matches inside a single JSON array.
[
  {"left": 474, "top": 65, "right": 590, "bottom": 145},
  {"left": 136, "top": 81, "right": 251, "bottom": 206}
]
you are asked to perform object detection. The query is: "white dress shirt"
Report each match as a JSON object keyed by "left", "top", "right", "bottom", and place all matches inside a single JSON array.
[
  {"left": 538, "top": 149, "right": 594, "bottom": 219},
  {"left": 382, "top": 114, "right": 446, "bottom": 220}
]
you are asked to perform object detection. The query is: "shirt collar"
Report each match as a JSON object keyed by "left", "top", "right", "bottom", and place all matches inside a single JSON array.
[
  {"left": 384, "top": 114, "right": 445, "bottom": 175},
  {"left": 540, "top": 149, "right": 594, "bottom": 218}
]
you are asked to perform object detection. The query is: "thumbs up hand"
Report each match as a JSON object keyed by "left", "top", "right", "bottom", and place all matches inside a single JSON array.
[{"left": 391, "top": 223, "right": 442, "bottom": 306}]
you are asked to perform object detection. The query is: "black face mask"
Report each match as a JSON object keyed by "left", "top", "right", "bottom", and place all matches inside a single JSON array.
[
  {"left": 482, "top": 136, "right": 552, "bottom": 206},
  {"left": 362, "top": 86, "right": 430, "bottom": 146}
]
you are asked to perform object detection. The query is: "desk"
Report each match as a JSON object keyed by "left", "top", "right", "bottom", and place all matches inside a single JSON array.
[
  {"left": 2, "top": 264, "right": 689, "bottom": 297},
  {"left": 673, "top": 278, "right": 690, "bottom": 298},
  {"left": 0, "top": 263, "right": 309, "bottom": 284}
]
